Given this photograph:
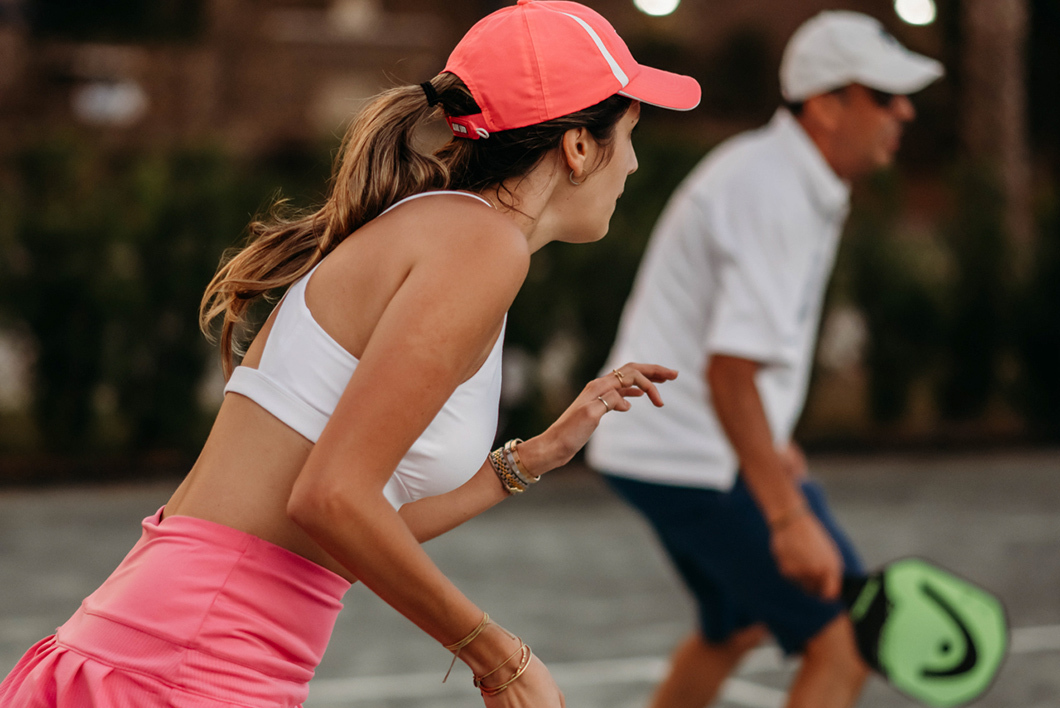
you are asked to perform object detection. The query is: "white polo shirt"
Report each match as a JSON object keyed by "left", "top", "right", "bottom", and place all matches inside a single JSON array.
[{"left": 586, "top": 109, "right": 850, "bottom": 490}]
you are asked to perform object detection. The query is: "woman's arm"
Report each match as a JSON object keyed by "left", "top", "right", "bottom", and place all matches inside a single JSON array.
[
  {"left": 287, "top": 211, "right": 549, "bottom": 698},
  {"left": 400, "top": 363, "right": 679, "bottom": 543},
  {"left": 287, "top": 204, "right": 673, "bottom": 703},
  {"left": 399, "top": 457, "right": 507, "bottom": 543}
]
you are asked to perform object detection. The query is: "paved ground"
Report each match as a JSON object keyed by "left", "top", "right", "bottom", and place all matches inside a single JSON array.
[{"left": 1, "top": 448, "right": 1058, "bottom": 707}]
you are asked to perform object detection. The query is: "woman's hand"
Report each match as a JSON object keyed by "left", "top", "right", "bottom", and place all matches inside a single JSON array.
[
  {"left": 481, "top": 653, "right": 565, "bottom": 708},
  {"left": 457, "top": 624, "right": 564, "bottom": 708},
  {"left": 518, "top": 362, "right": 677, "bottom": 475}
]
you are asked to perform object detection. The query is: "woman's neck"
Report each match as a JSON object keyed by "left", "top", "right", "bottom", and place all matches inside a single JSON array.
[{"left": 479, "top": 159, "right": 565, "bottom": 254}]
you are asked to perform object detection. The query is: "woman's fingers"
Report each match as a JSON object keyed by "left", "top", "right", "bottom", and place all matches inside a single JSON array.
[
  {"left": 610, "top": 364, "right": 674, "bottom": 390},
  {"left": 608, "top": 363, "right": 676, "bottom": 408},
  {"left": 597, "top": 389, "right": 633, "bottom": 413},
  {"left": 629, "top": 370, "right": 664, "bottom": 407},
  {"left": 595, "top": 394, "right": 613, "bottom": 413},
  {"left": 593, "top": 362, "right": 674, "bottom": 411},
  {"left": 597, "top": 389, "right": 638, "bottom": 412},
  {"left": 537, "top": 362, "right": 678, "bottom": 472},
  {"left": 623, "top": 362, "right": 678, "bottom": 382}
]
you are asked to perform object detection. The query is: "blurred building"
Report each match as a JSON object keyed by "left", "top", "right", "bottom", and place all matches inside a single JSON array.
[
  {"left": 0, "top": 0, "right": 938, "bottom": 157},
  {"left": 0, "top": 0, "right": 487, "bottom": 155}
]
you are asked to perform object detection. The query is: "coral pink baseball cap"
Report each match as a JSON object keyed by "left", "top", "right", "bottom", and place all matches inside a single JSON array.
[{"left": 442, "top": 0, "right": 701, "bottom": 139}]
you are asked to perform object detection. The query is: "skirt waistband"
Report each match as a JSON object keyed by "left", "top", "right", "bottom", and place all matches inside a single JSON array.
[{"left": 56, "top": 508, "right": 352, "bottom": 707}]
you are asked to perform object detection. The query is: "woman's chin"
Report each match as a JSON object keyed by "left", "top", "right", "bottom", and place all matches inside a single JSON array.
[{"left": 557, "top": 225, "right": 609, "bottom": 245}]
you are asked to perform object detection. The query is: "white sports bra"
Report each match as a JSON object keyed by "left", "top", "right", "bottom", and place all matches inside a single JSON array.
[{"left": 223, "top": 190, "right": 503, "bottom": 509}]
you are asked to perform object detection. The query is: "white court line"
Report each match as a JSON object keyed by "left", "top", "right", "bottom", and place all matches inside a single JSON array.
[
  {"left": 4, "top": 618, "right": 1057, "bottom": 705},
  {"left": 306, "top": 624, "right": 1060, "bottom": 706},
  {"left": 720, "top": 678, "right": 786, "bottom": 708},
  {"left": 1010, "top": 623, "right": 1060, "bottom": 654},
  {"left": 305, "top": 654, "right": 776, "bottom": 704}
]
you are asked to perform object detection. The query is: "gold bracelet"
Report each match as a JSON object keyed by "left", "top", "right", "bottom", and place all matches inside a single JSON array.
[
  {"left": 505, "top": 439, "right": 540, "bottom": 486},
  {"left": 491, "top": 448, "right": 525, "bottom": 494},
  {"left": 475, "top": 643, "right": 533, "bottom": 696},
  {"left": 473, "top": 640, "right": 525, "bottom": 684},
  {"left": 769, "top": 502, "right": 810, "bottom": 532},
  {"left": 489, "top": 448, "right": 526, "bottom": 495},
  {"left": 443, "top": 612, "right": 491, "bottom": 683},
  {"left": 503, "top": 441, "right": 529, "bottom": 487}
]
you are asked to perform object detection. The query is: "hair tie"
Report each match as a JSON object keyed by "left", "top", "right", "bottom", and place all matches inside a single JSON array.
[{"left": 420, "top": 81, "right": 440, "bottom": 107}]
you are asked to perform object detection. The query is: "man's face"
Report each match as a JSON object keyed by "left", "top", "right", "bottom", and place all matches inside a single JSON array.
[{"left": 831, "top": 84, "right": 916, "bottom": 178}]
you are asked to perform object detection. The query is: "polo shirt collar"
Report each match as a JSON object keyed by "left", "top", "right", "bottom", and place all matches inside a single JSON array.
[{"left": 771, "top": 108, "right": 850, "bottom": 218}]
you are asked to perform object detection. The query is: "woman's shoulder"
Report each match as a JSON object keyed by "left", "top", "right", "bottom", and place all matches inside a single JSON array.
[{"left": 388, "top": 192, "right": 529, "bottom": 273}]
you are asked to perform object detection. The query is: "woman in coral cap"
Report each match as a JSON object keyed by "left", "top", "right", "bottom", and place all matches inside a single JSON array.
[{"left": 0, "top": 2, "right": 699, "bottom": 707}]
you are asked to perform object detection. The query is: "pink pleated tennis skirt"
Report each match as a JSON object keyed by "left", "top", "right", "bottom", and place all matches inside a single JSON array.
[{"left": 0, "top": 508, "right": 351, "bottom": 708}]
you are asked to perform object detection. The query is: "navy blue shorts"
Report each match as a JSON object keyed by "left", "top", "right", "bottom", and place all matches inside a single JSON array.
[{"left": 605, "top": 473, "right": 863, "bottom": 655}]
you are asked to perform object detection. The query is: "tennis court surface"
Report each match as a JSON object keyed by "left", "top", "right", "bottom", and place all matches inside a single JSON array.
[{"left": 1, "top": 449, "right": 1057, "bottom": 707}]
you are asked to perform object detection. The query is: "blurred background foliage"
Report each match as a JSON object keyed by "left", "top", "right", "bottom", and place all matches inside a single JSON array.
[
  {"left": 0, "top": 138, "right": 334, "bottom": 479},
  {"left": 1, "top": 126, "right": 1057, "bottom": 480},
  {"left": 0, "top": 0, "right": 1058, "bottom": 483}
]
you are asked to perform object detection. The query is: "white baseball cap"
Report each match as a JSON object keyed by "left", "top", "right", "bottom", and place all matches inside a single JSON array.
[{"left": 780, "top": 11, "right": 944, "bottom": 102}]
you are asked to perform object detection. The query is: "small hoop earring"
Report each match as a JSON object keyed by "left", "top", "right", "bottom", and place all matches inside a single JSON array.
[{"left": 569, "top": 170, "right": 581, "bottom": 186}]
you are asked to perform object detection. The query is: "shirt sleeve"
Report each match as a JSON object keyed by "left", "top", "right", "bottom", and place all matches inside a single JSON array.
[{"left": 702, "top": 191, "right": 801, "bottom": 367}]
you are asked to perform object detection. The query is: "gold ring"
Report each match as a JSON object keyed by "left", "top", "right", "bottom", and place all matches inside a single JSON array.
[
  {"left": 597, "top": 395, "right": 611, "bottom": 412},
  {"left": 612, "top": 368, "right": 626, "bottom": 385}
]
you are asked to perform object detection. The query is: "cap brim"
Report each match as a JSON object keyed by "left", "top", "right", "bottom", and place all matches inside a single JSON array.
[
  {"left": 620, "top": 65, "right": 701, "bottom": 111},
  {"left": 857, "top": 50, "right": 944, "bottom": 95}
]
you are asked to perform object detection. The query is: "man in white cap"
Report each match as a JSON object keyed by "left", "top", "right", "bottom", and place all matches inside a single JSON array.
[{"left": 587, "top": 11, "right": 943, "bottom": 708}]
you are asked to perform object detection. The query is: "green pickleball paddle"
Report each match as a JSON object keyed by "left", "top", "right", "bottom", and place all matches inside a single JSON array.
[{"left": 842, "top": 558, "right": 1008, "bottom": 707}]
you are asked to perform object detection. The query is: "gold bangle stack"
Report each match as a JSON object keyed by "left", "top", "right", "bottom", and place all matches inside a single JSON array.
[
  {"left": 443, "top": 612, "right": 492, "bottom": 683},
  {"left": 489, "top": 439, "right": 539, "bottom": 495},
  {"left": 504, "top": 439, "right": 540, "bottom": 487},
  {"left": 474, "top": 641, "right": 533, "bottom": 696}
]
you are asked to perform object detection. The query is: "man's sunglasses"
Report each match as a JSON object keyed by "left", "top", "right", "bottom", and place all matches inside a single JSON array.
[
  {"left": 866, "top": 88, "right": 899, "bottom": 108},
  {"left": 828, "top": 85, "right": 900, "bottom": 109}
]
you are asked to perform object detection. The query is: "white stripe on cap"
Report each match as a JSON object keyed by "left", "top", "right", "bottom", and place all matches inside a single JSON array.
[{"left": 558, "top": 11, "right": 629, "bottom": 87}]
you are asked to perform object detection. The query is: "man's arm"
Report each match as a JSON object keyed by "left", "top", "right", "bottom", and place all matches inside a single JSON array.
[{"left": 705, "top": 353, "right": 842, "bottom": 599}]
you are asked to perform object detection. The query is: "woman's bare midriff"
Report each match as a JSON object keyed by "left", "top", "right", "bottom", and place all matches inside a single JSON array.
[
  {"left": 164, "top": 199, "right": 505, "bottom": 584},
  {"left": 164, "top": 394, "right": 357, "bottom": 582}
]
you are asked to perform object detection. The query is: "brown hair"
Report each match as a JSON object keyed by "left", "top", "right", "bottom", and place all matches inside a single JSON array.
[{"left": 200, "top": 73, "right": 632, "bottom": 377}]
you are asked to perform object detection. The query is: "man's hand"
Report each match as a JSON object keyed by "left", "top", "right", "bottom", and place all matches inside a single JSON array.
[{"left": 769, "top": 511, "right": 843, "bottom": 600}]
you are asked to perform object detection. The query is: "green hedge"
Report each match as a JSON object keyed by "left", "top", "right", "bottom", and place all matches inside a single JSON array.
[{"left": 0, "top": 137, "right": 329, "bottom": 458}]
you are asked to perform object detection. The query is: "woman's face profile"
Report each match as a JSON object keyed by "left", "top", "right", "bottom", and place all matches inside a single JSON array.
[{"left": 559, "top": 101, "right": 641, "bottom": 244}]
